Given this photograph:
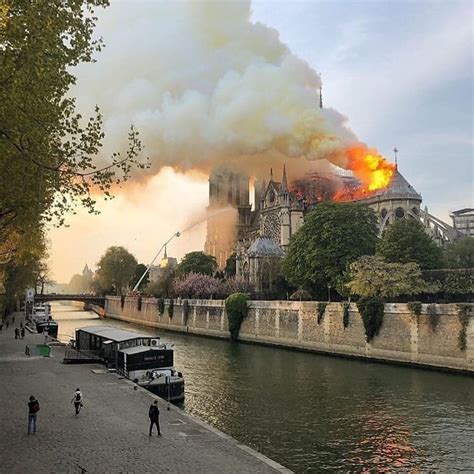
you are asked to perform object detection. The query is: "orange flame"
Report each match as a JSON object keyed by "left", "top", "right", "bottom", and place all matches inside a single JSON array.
[
  {"left": 346, "top": 145, "right": 396, "bottom": 191},
  {"left": 334, "top": 145, "right": 396, "bottom": 201}
]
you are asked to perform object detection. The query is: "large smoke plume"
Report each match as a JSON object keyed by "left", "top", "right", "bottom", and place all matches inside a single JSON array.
[{"left": 74, "top": 0, "right": 359, "bottom": 180}]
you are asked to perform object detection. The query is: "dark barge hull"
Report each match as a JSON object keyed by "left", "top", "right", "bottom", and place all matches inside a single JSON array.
[
  {"left": 36, "top": 321, "right": 59, "bottom": 338},
  {"left": 140, "top": 380, "right": 185, "bottom": 403}
]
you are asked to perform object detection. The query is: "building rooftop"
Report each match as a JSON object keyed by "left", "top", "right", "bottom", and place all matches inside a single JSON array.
[
  {"left": 361, "top": 169, "right": 422, "bottom": 202},
  {"left": 119, "top": 344, "right": 172, "bottom": 355},
  {"left": 451, "top": 208, "right": 474, "bottom": 216},
  {"left": 78, "top": 326, "right": 151, "bottom": 342},
  {"left": 247, "top": 237, "right": 284, "bottom": 257}
]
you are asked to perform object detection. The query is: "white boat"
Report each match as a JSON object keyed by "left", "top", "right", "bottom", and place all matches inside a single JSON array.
[{"left": 30, "top": 303, "right": 59, "bottom": 337}]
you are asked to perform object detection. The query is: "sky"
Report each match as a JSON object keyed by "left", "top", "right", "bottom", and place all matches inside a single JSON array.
[{"left": 48, "top": 0, "right": 473, "bottom": 283}]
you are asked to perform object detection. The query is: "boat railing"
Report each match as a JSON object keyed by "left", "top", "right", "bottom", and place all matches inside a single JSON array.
[{"left": 63, "top": 347, "right": 102, "bottom": 363}]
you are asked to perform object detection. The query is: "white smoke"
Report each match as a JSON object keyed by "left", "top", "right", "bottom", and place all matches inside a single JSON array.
[{"left": 74, "top": 0, "right": 357, "bottom": 178}]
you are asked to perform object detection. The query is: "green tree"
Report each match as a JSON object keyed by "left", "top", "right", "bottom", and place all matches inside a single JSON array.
[
  {"left": 0, "top": 1, "right": 147, "bottom": 233},
  {"left": 145, "top": 268, "right": 175, "bottom": 298},
  {"left": 224, "top": 254, "right": 236, "bottom": 277},
  {"left": 377, "top": 219, "right": 442, "bottom": 269},
  {"left": 443, "top": 237, "right": 474, "bottom": 269},
  {"left": 67, "top": 274, "right": 90, "bottom": 294},
  {"left": 0, "top": 0, "right": 148, "bottom": 312},
  {"left": 131, "top": 263, "right": 149, "bottom": 291},
  {"left": 176, "top": 251, "right": 217, "bottom": 277},
  {"left": 347, "top": 256, "right": 436, "bottom": 298},
  {"left": 96, "top": 246, "right": 137, "bottom": 295},
  {"left": 0, "top": 225, "right": 48, "bottom": 316},
  {"left": 0, "top": 1, "right": 147, "bottom": 310},
  {"left": 282, "top": 202, "right": 378, "bottom": 293}
]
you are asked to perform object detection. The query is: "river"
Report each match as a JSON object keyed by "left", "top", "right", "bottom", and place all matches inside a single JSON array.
[{"left": 52, "top": 302, "right": 474, "bottom": 472}]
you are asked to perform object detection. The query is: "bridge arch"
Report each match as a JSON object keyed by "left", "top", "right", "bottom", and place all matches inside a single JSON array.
[{"left": 34, "top": 294, "right": 106, "bottom": 308}]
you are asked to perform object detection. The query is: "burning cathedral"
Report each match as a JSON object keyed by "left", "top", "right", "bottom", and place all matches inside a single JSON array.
[{"left": 204, "top": 158, "right": 459, "bottom": 293}]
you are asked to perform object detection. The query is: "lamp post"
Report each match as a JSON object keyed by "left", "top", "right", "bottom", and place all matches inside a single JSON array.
[{"left": 132, "top": 231, "right": 181, "bottom": 292}]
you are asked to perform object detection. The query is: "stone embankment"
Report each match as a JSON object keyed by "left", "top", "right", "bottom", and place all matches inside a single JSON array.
[
  {"left": 0, "top": 312, "right": 289, "bottom": 473},
  {"left": 106, "top": 297, "right": 474, "bottom": 374}
]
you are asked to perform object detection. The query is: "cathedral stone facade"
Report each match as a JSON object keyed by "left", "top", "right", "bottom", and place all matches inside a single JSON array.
[{"left": 204, "top": 163, "right": 459, "bottom": 293}]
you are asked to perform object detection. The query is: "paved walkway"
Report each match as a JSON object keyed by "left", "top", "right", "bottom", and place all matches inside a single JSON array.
[{"left": 0, "top": 313, "right": 289, "bottom": 473}]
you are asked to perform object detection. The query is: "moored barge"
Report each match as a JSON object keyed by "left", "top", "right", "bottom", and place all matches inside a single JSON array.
[{"left": 72, "top": 326, "right": 185, "bottom": 402}]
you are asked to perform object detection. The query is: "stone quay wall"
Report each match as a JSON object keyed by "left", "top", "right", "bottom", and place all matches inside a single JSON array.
[{"left": 105, "top": 297, "right": 474, "bottom": 374}]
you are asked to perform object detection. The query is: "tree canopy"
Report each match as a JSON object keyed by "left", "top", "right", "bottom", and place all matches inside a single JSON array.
[
  {"left": 176, "top": 251, "right": 217, "bottom": 277},
  {"left": 443, "top": 237, "right": 474, "bottom": 269},
  {"left": 131, "top": 263, "right": 149, "bottom": 291},
  {"left": 0, "top": 1, "right": 146, "bottom": 315},
  {"left": 224, "top": 254, "right": 236, "bottom": 277},
  {"left": 377, "top": 219, "right": 443, "bottom": 269},
  {"left": 282, "top": 202, "right": 378, "bottom": 293},
  {"left": 67, "top": 273, "right": 91, "bottom": 294},
  {"left": 347, "top": 256, "right": 436, "bottom": 298},
  {"left": 96, "top": 246, "right": 137, "bottom": 295}
]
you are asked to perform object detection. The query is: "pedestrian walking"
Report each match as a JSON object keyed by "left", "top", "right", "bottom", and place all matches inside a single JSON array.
[
  {"left": 20, "top": 322, "right": 23, "bottom": 329},
  {"left": 12, "top": 315, "right": 15, "bottom": 323},
  {"left": 71, "top": 388, "right": 83, "bottom": 416},
  {"left": 21, "top": 327, "right": 25, "bottom": 339},
  {"left": 0, "top": 322, "right": 3, "bottom": 332},
  {"left": 148, "top": 400, "right": 162, "bottom": 436},
  {"left": 6, "top": 320, "right": 9, "bottom": 329},
  {"left": 14, "top": 328, "right": 19, "bottom": 339},
  {"left": 25, "top": 345, "right": 30, "bottom": 357},
  {"left": 27, "top": 395, "right": 40, "bottom": 435}
]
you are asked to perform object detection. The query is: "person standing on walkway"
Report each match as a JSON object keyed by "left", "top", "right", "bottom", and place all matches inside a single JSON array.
[
  {"left": 21, "top": 327, "right": 25, "bottom": 339},
  {"left": 148, "top": 400, "right": 162, "bottom": 436},
  {"left": 14, "top": 328, "right": 19, "bottom": 339},
  {"left": 71, "top": 388, "right": 83, "bottom": 416},
  {"left": 27, "top": 395, "right": 40, "bottom": 435}
]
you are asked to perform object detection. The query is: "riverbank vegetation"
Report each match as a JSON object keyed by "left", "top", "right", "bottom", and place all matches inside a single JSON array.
[
  {"left": 0, "top": 1, "right": 147, "bottom": 317},
  {"left": 225, "top": 293, "right": 249, "bottom": 340},
  {"left": 356, "top": 297, "right": 385, "bottom": 342},
  {"left": 281, "top": 204, "right": 472, "bottom": 303}
]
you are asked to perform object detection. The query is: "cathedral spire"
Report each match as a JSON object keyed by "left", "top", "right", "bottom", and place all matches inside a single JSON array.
[
  {"left": 281, "top": 165, "right": 288, "bottom": 191},
  {"left": 319, "top": 73, "right": 323, "bottom": 109},
  {"left": 393, "top": 146, "right": 398, "bottom": 169},
  {"left": 164, "top": 244, "right": 167, "bottom": 259}
]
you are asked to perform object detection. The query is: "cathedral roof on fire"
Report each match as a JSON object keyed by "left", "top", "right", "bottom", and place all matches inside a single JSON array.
[
  {"left": 360, "top": 169, "right": 422, "bottom": 203},
  {"left": 247, "top": 237, "right": 284, "bottom": 257}
]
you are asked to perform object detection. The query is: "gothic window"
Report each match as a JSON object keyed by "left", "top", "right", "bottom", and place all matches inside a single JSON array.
[
  {"left": 261, "top": 261, "right": 271, "bottom": 291},
  {"left": 262, "top": 213, "right": 281, "bottom": 244},
  {"left": 269, "top": 190, "right": 275, "bottom": 204},
  {"left": 395, "top": 207, "right": 405, "bottom": 219},
  {"left": 243, "top": 262, "right": 249, "bottom": 283}
]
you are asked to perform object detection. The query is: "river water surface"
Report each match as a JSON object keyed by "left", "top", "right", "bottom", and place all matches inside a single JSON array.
[{"left": 53, "top": 303, "right": 474, "bottom": 472}]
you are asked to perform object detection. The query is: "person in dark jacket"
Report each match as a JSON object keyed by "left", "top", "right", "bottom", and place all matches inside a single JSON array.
[
  {"left": 27, "top": 395, "right": 40, "bottom": 434},
  {"left": 148, "top": 400, "right": 162, "bottom": 436},
  {"left": 14, "top": 328, "right": 19, "bottom": 339},
  {"left": 21, "top": 327, "right": 25, "bottom": 339}
]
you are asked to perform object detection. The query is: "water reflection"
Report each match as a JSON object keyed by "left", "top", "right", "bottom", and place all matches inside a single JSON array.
[{"left": 51, "top": 303, "right": 474, "bottom": 472}]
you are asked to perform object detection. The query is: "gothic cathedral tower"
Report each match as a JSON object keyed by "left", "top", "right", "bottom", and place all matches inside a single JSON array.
[{"left": 204, "top": 168, "right": 252, "bottom": 269}]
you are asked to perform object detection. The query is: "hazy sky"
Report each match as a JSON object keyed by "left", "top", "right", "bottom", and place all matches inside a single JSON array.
[{"left": 49, "top": 0, "right": 473, "bottom": 283}]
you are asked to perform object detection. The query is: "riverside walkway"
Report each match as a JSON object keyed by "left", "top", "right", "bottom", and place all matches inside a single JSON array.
[{"left": 0, "top": 313, "right": 289, "bottom": 473}]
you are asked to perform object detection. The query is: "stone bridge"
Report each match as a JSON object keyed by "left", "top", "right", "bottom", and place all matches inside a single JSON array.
[{"left": 34, "top": 294, "right": 106, "bottom": 308}]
